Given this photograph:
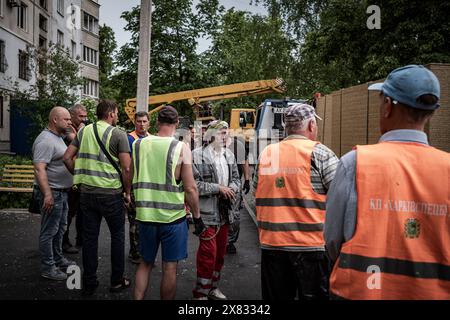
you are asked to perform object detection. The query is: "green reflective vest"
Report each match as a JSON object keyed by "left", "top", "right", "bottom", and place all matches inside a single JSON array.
[
  {"left": 73, "top": 121, "right": 122, "bottom": 189},
  {"left": 133, "top": 135, "right": 185, "bottom": 223}
]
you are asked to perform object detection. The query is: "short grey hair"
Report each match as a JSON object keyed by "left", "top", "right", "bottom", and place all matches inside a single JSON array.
[
  {"left": 285, "top": 117, "right": 315, "bottom": 135},
  {"left": 69, "top": 104, "right": 86, "bottom": 114}
]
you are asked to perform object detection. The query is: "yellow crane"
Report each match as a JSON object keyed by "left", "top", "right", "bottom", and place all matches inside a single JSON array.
[{"left": 124, "top": 78, "right": 286, "bottom": 125}]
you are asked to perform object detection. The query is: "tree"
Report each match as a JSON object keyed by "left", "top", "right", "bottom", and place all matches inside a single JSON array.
[
  {"left": 114, "top": 1, "right": 200, "bottom": 97},
  {"left": 2, "top": 44, "right": 83, "bottom": 141},
  {"left": 253, "top": 0, "right": 327, "bottom": 40},
  {"left": 200, "top": 8, "right": 296, "bottom": 120},
  {"left": 257, "top": 0, "right": 450, "bottom": 97},
  {"left": 113, "top": 0, "right": 227, "bottom": 127},
  {"left": 99, "top": 24, "right": 118, "bottom": 99}
]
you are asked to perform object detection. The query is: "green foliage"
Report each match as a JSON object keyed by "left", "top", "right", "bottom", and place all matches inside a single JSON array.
[
  {"left": 113, "top": 0, "right": 226, "bottom": 119},
  {"left": 110, "top": 0, "right": 450, "bottom": 124},
  {"left": 80, "top": 97, "right": 97, "bottom": 124},
  {"left": 253, "top": 0, "right": 327, "bottom": 40},
  {"left": 99, "top": 24, "right": 119, "bottom": 100},
  {"left": 258, "top": 0, "right": 450, "bottom": 97},
  {"left": 113, "top": 1, "right": 295, "bottom": 124},
  {"left": 2, "top": 44, "right": 83, "bottom": 142},
  {"left": 148, "top": 112, "right": 158, "bottom": 135},
  {"left": 0, "top": 155, "right": 33, "bottom": 209}
]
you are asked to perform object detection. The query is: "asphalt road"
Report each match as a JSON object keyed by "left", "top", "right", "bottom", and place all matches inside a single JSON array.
[{"left": 0, "top": 202, "right": 261, "bottom": 300}]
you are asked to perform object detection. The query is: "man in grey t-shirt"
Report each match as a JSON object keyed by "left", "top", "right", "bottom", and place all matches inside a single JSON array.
[{"left": 32, "top": 107, "right": 77, "bottom": 281}]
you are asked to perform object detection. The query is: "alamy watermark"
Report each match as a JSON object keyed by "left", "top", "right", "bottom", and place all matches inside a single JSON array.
[
  {"left": 66, "top": 5, "right": 81, "bottom": 31},
  {"left": 367, "top": 5, "right": 381, "bottom": 29},
  {"left": 66, "top": 265, "right": 81, "bottom": 290},
  {"left": 367, "top": 265, "right": 381, "bottom": 290}
]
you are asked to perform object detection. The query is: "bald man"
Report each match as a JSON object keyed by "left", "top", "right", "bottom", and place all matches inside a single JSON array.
[{"left": 32, "top": 107, "right": 77, "bottom": 281}]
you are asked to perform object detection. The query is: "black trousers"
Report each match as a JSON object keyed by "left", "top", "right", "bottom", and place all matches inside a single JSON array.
[
  {"left": 261, "top": 249, "right": 330, "bottom": 300},
  {"left": 63, "top": 188, "right": 83, "bottom": 246},
  {"left": 80, "top": 192, "right": 126, "bottom": 287},
  {"left": 227, "top": 164, "right": 244, "bottom": 245}
]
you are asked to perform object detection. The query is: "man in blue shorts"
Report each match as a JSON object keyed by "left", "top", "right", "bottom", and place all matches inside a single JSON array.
[{"left": 132, "top": 106, "right": 205, "bottom": 300}]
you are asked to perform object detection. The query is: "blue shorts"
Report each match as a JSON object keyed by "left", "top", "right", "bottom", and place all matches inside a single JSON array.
[{"left": 138, "top": 218, "right": 188, "bottom": 263}]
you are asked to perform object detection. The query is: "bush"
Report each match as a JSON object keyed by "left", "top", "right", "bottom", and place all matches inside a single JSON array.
[{"left": 0, "top": 155, "right": 33, "bottom": 209}]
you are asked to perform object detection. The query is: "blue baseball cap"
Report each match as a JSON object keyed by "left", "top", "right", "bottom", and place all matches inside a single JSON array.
[{"left": 368, "top": 65, "right": 440, "bottom": 110}]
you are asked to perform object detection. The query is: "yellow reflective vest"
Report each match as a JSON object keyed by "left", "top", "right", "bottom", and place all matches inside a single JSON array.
[
  {"left": 132, "top": 135, "right": 185, "bottom": 223},
  {"left": 73, "top": 121, "right": 122, "bottom": 189}
]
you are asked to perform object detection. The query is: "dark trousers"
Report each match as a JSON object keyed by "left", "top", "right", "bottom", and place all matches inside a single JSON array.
[
  {"left": 80, "top": 192, "right": 125, "bottom": 287},
  {"left": 63, "top": 188, "right": 83, "bottom": 246},
  {"left": 261, "top": 249, "right": 330, "bottom": 300},
  {"left": 127, "top": 206, "right": 139, "bottom": 257},
  {"left": 228, "top": 165, "right": 243, "bottom": 245}
]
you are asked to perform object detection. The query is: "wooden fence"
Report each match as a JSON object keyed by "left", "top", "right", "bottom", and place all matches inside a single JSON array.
[{"left": 315, "top": 63, "right": 450, "bottom": 156}]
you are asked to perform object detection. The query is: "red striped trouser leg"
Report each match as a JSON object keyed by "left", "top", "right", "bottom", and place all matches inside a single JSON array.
[
  {"left": 193, "top": 226, "right": 218, "bottom": 298},
  {"left": 212, "top": 224, "right": 229, "bottom": 289}
]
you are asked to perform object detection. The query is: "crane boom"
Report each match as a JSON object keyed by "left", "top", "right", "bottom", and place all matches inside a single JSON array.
[{"left": 124, "top": 78, "right": 286, "bottom": 122}]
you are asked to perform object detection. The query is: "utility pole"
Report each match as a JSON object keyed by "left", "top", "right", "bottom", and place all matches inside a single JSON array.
[{"left": 136, "top": 0, "right": 152, "bottom": 112}]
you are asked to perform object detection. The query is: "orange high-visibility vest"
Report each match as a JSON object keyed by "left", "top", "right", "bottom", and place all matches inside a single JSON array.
[
  {"left": 129, "top": 131, "right": 139, "bottom": 141},
  {"left": 330, "top": 142, "right": 450, "bottom": 300},
  {"left": 255, "top": 139, "right": 326, "bottom": 249}
]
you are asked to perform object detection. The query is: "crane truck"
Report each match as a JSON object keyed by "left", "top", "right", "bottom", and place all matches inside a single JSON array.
[{"left": 124, "top": 78, "right": 286, "bottom": 140}]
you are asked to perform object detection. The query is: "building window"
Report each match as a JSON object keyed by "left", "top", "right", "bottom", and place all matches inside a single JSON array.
[
  {"left": 57, "top": 0, "right": 64, "bottom": 16},
  {"left": 0, "top": 95, "right": 3, "bottom": 128},
  {"left": 18, "top": 50, "right": 31, "bottom": 81},
  {"left": 0, "top": 40, "right": 6, "bottom": 73},
  {"left": 83, "top": 79, "right": 98, "bottom": 98},
  {"left": 83, "top": 12, "right": 98, "bottom": 35},
  {"left": 71, "top": 41, "right": 76, "bottom": 59},
  {"left": 83, "top": 46, "right": 97, "bottom": 66},
  {"left": 57, "top": 30, "right": 64, "bottom": 47},
  {"left": 38, "top": 56, "right": 46, "bottom": 75},
  {"left": 38, "top": 36, "right": 47, "bottom": 50},
  {"left": 17, "top": 3, "right": 27, "bottom": 30},
  {"left": 39, "top": 0, "right": 47, "bottom": 10},
  {"left": 39, "top": 14, "right": 47, "bottom": 32}
]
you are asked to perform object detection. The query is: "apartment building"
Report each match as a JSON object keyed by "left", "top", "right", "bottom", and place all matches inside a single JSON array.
[{"left": 0, "top": 0, "right": 100, "bottom": 152}]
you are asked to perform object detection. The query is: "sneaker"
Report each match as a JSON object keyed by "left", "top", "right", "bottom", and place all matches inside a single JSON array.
[
  {"left": 56, "top": 257, "right": 76, "bottom": 270},
  {"left": 192, "top": 296, "right": 208, "bottom": 300},
  {"left": 41, "top": 267, "right": 67, "bottom": 281},
  {"left": 208, "top": 288, "right": 227, "bottom": 300},
  {"left": 226, "top": 243, "right": 237, "bottom": 254}
]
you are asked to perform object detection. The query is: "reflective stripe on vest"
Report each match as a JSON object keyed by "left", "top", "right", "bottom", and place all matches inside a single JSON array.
[
  {"left": 330, "top": 142, "right": 450, "bottom": 300},
  {"left": 129, "top": 130, "right": 139, "bottom": 141},
  {"left": 73, "top": 121, "right": 122, "bottom": 189},
  {"left": 255, "top": 139, "right": 326, "bottom": 249},
  {"left": 133, "top": 135, "right": 185, "bottom": 223}
]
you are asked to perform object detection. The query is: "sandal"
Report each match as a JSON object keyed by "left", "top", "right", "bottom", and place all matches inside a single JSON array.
[{"left": 109, "top": 278, "right": 131, "bottom": 293}]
